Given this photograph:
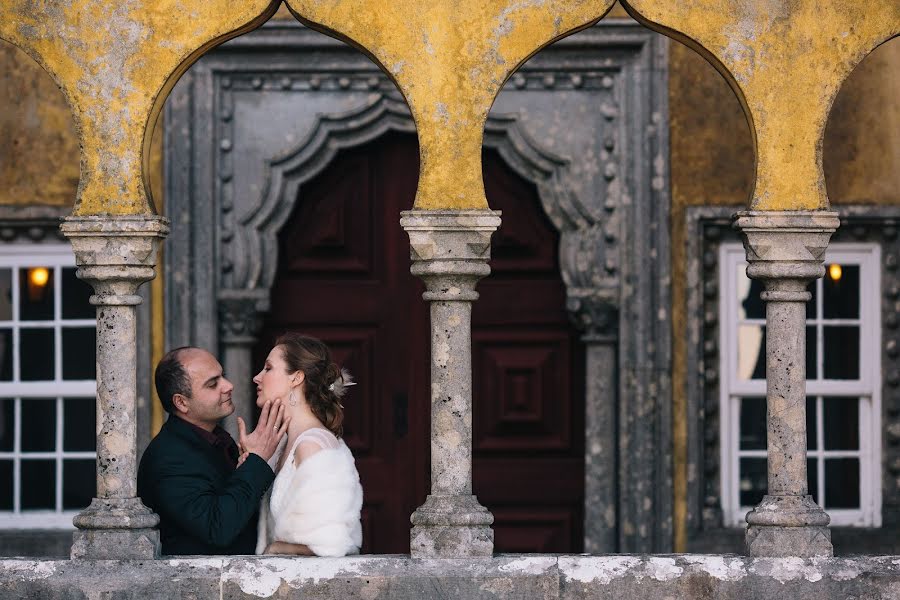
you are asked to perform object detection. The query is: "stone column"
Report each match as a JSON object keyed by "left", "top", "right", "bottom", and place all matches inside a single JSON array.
[
  {"left": 733, "top": 210, "right": 839, "bottom": 558},
  {"left": 567, "top": 290, "right": 619, "bottom": 553},
  {"left": 400, "top": 209, "right": 500, "bottom": 558},
  {"left": 61, "top": 215, "right": 169, "bottom": 560},
  {"left": 218, "top": 291, "right": 265, "bottom": 437}
]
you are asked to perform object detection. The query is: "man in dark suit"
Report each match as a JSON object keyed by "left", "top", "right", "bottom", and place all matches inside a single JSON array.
[{"left": 138, "top": 347, "right": 289, "bottom": 555}]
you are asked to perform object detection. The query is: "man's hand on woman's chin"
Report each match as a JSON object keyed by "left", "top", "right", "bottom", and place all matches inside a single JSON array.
[{"left": 237, "top": 399, "right": 290, "bottom": 463}]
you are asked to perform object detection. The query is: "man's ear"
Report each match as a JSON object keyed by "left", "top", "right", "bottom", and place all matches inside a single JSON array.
[{"left": 172, "top": 393, "right": 191, "bottom": 415}]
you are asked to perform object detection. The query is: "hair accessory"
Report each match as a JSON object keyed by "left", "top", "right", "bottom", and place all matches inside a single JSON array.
[{"left": 328, "top": 368, "right": 357, "bottom": 403}]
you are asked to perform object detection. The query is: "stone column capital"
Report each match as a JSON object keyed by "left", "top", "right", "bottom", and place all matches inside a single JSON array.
[
  {"left": 217, "top": 290, "right": 266, "bottom": 344},
  {"left": 400, "top": 210, "right": 501, "bottom": 299},
  {"left": 566, "top": 286, "right": 618, "bottom": 339},
  {"left": 61, "top": 215, "right": 170, "bottom": 306},
  {"left": 733, "top": 210, "right": 840, "bottom": 284}
]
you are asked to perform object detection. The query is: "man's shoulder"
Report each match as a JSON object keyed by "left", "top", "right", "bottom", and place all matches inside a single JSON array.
[{"left": 142, "top": 418, "right": 200, "bottom": 463}]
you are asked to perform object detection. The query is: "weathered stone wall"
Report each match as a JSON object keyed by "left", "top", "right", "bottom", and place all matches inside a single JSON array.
[
  {"left": 0, "top": 40, "right": 79, "bottom": 207},
  {"left": 2, "top": 555, "right": 900, "bottom": 599},
  {"left": 0, "top": 40, "right": 164, "bottom": 212}
]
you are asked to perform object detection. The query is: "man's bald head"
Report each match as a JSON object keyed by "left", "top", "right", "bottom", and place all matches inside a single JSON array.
[{"left": 155, "top": 347, "right": 203, "bottom": 414}]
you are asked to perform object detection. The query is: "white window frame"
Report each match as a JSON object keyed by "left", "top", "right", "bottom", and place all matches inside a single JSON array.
[
  {"left": 719, "top": 242, "right": 882, "bottom": 528},
  {"left": 0, "top": 244, "right": 96, "bottom": 529}
]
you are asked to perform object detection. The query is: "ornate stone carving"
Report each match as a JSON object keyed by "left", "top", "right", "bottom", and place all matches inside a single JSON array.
[{"left": 217, "top": 291, "right": 266, "bottom": 344}]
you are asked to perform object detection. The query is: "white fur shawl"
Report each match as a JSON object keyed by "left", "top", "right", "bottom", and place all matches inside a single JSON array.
[{"left": 256, "top": 440, "right": 363, "bottom": 557}]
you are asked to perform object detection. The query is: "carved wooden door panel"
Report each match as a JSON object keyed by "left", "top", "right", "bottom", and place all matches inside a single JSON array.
[
  {"left": 473, "top": 150, "right": 586, "bottom": 552},
  {"left": 256, "top": 131, "right": 584, "bottom": 553}
]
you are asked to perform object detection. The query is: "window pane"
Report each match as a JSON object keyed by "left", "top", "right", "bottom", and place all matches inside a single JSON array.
[
  {"left": 808, "top": 458, "right": 819, "bottom": 505},
  {"left": 61, "top": 268, "right": 94, "bottom": 320},
  {"left": 0, "top": 398, "right": 12, "bottom": 451},
  {"left": 0, "top": 268, "right": 11, "bottom": 320},
  {"left": 739, "top": 397, "right": 766, "bottom": 450},
  {"left": 824, "top": 458, "right": 860, "bottom": 509},
  {"left": 739, "top": 458, "right": 767, "bottom": 507},
  {"left": 738, "top": 274, "right": 765, "bottom": 320},
  {"left": 0, "top": 460, "right": 11, "bottom": 510},
  {"left": 807, "top": 397, "right": 817, "bottom": 450},
  {"left": 823, "top": 326, "right": 859, "bottom": 379},
  {"left": 62, "top": 459, "right": 95, "bottom": 510},
  {"left": 20, "top": 328, "right": 55, "bottom": 381},
  {"left": 823, "top": 264, "right": 859, "bottom": 319},
  {"left": 806, "top": 326, "right": 817, "bottom": 380},
  {"left": 19, "top": 267, "right": 54, "bottom": 321},
  {"left": 823, "top": 397, "right": 859, "bottom": 450},
  {"left": 21, "top": 398, "right": 55, "bottom": 452},
  {"left": 738, "top": 325, "right": 766, "bottom": 380},
  {"left": 21, "top": 459, "right": 55, "bottom": 509},
  {"left": 0, "top": 328, "right": 11, "bottom": 381},
  {"left": 62, "top": 328, "right": 96, "bottom": 380},
  {"left": 63, "top": 398, "right": 95, "bottom": 452}
]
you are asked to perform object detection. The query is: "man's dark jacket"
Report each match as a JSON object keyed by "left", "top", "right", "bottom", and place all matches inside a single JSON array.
[{"left": 137, "top": 416, "right": 275, "bottom": 555}]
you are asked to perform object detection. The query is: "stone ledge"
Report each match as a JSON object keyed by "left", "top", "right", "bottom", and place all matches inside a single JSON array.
[{"left": 2, "top": 554, "right": 899, "bottom": 599}]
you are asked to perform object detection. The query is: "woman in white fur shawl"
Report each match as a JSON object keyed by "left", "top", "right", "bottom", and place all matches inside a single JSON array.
[{"left": 240, "top": 333, "right": 362, "bottom": 557}]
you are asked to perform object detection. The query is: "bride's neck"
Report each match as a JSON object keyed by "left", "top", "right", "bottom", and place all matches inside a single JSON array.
[{"left": 286, "top": 401, "right": 324, "bottom": 438}]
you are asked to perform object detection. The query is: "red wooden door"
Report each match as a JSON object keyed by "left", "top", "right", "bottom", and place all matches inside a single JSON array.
[{"left": 256, "top": 131, "right": 585, "bottom": 553}]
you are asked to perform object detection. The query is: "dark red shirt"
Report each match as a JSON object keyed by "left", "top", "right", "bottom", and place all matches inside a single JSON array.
[{"left": 176, "top": 417, "right": 239, "bottom": 470}]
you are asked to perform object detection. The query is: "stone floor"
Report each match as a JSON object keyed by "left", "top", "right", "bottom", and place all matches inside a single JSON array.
[{"left": 2, "top": 554, "right": 900, "bottom": 599}]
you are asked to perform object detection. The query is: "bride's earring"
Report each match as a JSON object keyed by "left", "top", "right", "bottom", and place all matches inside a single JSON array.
[{"left": 289, "top": 389, "right": 297, "bottom": 407}]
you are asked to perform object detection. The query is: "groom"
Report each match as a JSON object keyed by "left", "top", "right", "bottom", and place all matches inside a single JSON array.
[{"left": 137, "top": 347, "right": 288, "bottom": 555}]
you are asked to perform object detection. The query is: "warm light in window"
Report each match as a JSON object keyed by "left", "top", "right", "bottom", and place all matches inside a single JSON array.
[
  {"left": 828, "top": 264, "right": 842, "bottom": 282},
  {"left": 28, "top": 267, "right": 50, "bottom": 288}
]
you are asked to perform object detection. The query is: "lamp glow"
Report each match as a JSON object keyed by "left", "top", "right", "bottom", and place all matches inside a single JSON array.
[
  {"left": 28, "top": 267, "right": 49, "bottom": 287},
  {"left": 828, "top": 264, "right": 842, "bottom": 282}
]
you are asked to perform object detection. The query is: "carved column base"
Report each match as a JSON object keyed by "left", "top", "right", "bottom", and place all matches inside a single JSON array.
[
  {"left": 745, "top": 495, "right": 832, "bottom": 556},
  {"left": 72, "top": 529, "right": 160, "bottom": 560},
  {"left": 410, "top": 494, "right": 494, "bottom": 558},
  {"left": 71, "top": 497, "right": 160, "bottom": 559}
]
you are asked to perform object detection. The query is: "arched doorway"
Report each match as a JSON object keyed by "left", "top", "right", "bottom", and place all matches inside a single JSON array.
[{"left": 254, "top": 131, "right": 585, "bottom": 553}]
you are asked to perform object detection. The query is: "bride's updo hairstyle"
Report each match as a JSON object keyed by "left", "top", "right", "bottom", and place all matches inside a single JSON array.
[{"left": 276, "top": 332, "right": 345, "bottom": 437}]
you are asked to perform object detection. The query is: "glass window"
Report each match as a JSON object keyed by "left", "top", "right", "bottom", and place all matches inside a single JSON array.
[
  {"left": 0, "top": 245, "right": 97, "bottom": 529},
  {"left": 720, "top": 243, "right": 880, "bottom": 528}
]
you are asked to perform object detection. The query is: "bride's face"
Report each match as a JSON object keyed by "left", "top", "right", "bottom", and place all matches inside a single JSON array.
[{"left": 253, "top": 345, "right": 299, "bottom": 408}]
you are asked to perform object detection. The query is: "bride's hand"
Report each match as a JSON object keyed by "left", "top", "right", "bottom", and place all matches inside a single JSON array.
[
  {"left": 264, "top": 541, "right": 315, "bottom": 555},
  {"left": 238, "top": 399, "right": 290, "bottom": 462}
]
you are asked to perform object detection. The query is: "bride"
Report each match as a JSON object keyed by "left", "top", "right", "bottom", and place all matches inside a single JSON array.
[{"left": 239, "top": 332, "right": 362, "bottom": 556}]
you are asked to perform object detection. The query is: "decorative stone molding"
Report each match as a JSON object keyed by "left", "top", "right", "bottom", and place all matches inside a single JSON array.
[
  {"left": 0, "top": 205, "right": 68, "bottom": 242},
  {"left": 734, "top": 210, "right": 839, "bottom": 558},
  {"left": 401, "top": 209, "right": 501, "bottom": 558},
  {"left": 60, "top": 215, "right": 169, "bottom": 560}
]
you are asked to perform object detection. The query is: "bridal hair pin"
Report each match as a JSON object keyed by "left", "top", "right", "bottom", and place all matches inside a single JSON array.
[{"left": 329, "top": 367, "right": 357, "bottom": 402}]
